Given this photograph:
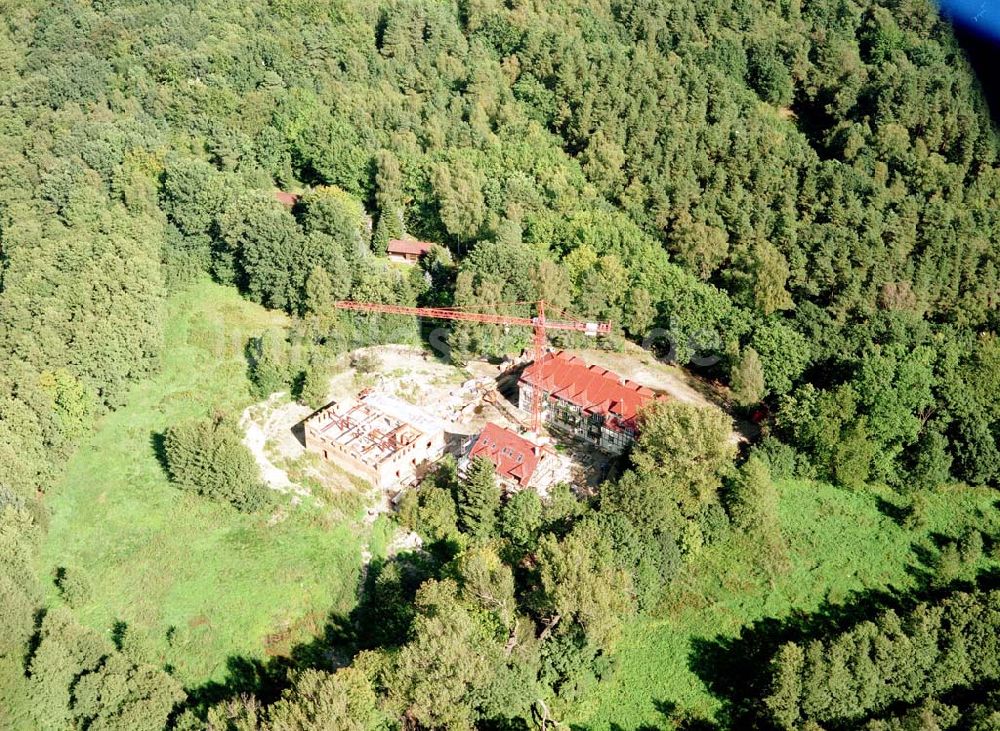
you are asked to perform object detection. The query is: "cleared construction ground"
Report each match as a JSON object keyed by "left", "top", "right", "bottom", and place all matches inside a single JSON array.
[{"left": 242, "top": 343, "right": 734, "bottom": 506}]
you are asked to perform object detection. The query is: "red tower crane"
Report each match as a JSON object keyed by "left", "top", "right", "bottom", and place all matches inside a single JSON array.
[{"left": 331, "top": 299, "right": 612, "bottom": 434}]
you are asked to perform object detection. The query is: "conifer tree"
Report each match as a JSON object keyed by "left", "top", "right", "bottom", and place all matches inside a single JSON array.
[
  {"left": 766, "top": 643, "right": 804, "bottom": 730},
  {"left": 456, "top": 456, "right": 500, "bottom": 539},
  {"left": 268, "top": 667, "right": 388, "bottom": 731},
  {"left": 297, "top": 360, "right": 331, "bottom": 411},
  {"left": 448, "top": 271, "right": 478, "bottom": 364},
  {"left": 372, "top": 205, "right": 404, "bottom": 254},
  {"left": 765, "top": 591, "right": 1000, "bottom": 729},
  {"left": 163, "top": 414, "right": 269, "bottom": 512},
  {"left": 728, "top": 457, "right": 781, "bottom": 544}
]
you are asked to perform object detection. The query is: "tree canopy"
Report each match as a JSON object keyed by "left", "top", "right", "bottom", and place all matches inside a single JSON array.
[{"left": 0, "top": 0, "right": 998, "bottom": 727}]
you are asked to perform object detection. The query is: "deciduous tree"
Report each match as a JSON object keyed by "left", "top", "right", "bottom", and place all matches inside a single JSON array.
[
  {"left": 632, "top": 402, "right": 736, "bottom": 515},
  {"left": 731, "top": 347, "right": 766, "bottom": 406}
]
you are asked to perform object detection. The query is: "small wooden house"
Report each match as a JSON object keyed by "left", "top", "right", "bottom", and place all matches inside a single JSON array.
[
  {"left": 274, "top": 190, "right": 300, "bottom": 207},
  {"left": 387, "top": 239, "right": 434, "bottom": 264}
]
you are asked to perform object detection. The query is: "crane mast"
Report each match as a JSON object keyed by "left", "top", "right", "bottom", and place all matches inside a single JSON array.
[{"left": 332, "top": 299, "right": 611, "bottom": 434}]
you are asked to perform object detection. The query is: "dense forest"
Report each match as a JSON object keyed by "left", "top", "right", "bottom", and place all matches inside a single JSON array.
[{"left": 0, "top": 0, "right": 998, "bottom": 728}]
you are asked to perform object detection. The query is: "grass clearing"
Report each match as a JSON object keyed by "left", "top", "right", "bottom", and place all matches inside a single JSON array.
[
  {"left": 573, "top": 480, "right": 1000, "bottom": 729},
  {"left": 37, "top": 280, "right": 372, "bottom": 689}
]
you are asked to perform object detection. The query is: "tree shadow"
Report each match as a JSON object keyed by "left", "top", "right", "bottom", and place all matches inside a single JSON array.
[
  {"left": 179, "top": 547, "right": 445, "bottom": 721},
  {"left": 481, "top": 716, "right": 531, "bottom": 731},
  {"left": 904, "top": 546, "right": 935, "bottom": 587},
  {"left": 184, "top": 655, "right": 294, "bottom": 715},
  {"left": 22, "top": 607, "right": 47, "bottom": 674},
  {"left": 572, "top": 700, "right": 718, "bottom": 731},
  {"left": 874, "top": 494, "right": 910, "bottom": 527},
  {"left": 244, "top": 337, "right": 260, "bottom": 382},
  {"left": 150, "top": 430, "right": 169, "bottom": 474},
  {"left": 643, "top": 699, "right": 719, "bottom": 730},
  {"left": 289, "top": 369, "right": 306, "bottom": 402}
]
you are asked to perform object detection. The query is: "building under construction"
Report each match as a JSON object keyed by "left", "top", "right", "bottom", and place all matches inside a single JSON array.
[
  {"left": 518, "top": 350, "right": 666, "bottom": 455},
  {"left": 304, "top": 391, "right": 447, "bottom": 490}
]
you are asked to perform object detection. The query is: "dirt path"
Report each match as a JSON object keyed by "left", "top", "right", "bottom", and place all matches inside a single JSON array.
[{"left": 568, "top": 344, "right": 727, "bottom": 409}]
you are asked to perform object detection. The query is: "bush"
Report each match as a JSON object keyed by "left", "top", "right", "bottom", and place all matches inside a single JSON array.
[
  {"left": 591, "top": 512, "right": 681, "bottom": 611},
  {"left": 697, "top": 500, "right": 730, "bottom": 546},
  {"left": 679, "top": 521, "right": 704, "bottom": 557},
  {"left": 931, "top": 542, "right": 963, "bottom": 588},
  {"left": 539, "top": 630, "right": 605, "bottom": 704},
  {"left": 902, "top": 492, "right": 930, "bottom": 530},
  {"left": 351, "top": 352, "right": 381, "bottom": 374},
  {"left": 750, "top": 437, "right": 813, "bottom": 481},
  {"left": 907, "top": 429, "right": 953, "bottom": 492},
  {"left": 163, "top": 414, "right": 271, "bottom": 512},
  {"left": 959, "top": 528, "right": 984, "bottom": 566},
  {"left": 113, "top": 622, "right": 156, "bottom": 665},
  {"left": 56, "top": 566, "right": 92, "bottom": 608},
  {"left": 247, "top": 331, "right": 290, "bottom": 398}
]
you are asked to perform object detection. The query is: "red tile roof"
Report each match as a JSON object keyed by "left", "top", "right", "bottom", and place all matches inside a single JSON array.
[
  {"left": 469, "top": 423, "right": 540, "bottom": 487},
  {"left": 387, "top": 239, "right": 435, "bottom": 256},
  {"left": 520, "top": 350, "right": 665, "bottom": 431},
  {"left": 274, "top": 190, "right": 300, "bottom": 206}
]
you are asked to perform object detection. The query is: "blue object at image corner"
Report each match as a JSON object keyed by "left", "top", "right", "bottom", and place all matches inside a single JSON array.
[{"left": 938, "top": 0, "right": 1000, "bottom": 41}]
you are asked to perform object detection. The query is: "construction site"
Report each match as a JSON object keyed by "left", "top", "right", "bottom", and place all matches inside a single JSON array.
[
  {"left": 296, "top": 347, "right": 662, "bottom": 497},
  {"left": 242, "top": 299, "right": 730, "bottom": 510}
]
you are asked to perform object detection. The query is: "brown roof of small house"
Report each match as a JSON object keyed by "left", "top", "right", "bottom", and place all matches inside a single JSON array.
[
  {"left": 387, "top": 239, "right": 435, "bottom": 256},
  {"left": 274, "top": 190, "right": 300, "bottom": 206}
]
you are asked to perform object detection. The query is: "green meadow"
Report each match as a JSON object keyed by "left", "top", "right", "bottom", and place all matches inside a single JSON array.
[
  {"left": 575, "top": 480, "right": 1000, "bottom": 729},
  {"left": 37, "top": 280, "right": 371, "bottom": 689}
]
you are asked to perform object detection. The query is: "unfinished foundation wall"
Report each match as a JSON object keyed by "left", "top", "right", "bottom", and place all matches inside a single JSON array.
[
  {"left": 305, "top": 413, "right": 448, "bottom": 491},
  {"left": 305, "top": 431, "right": 381, "bottom": 487},
  {"left": 373, "top": 431, "right": 447, "bottom": 489}
]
